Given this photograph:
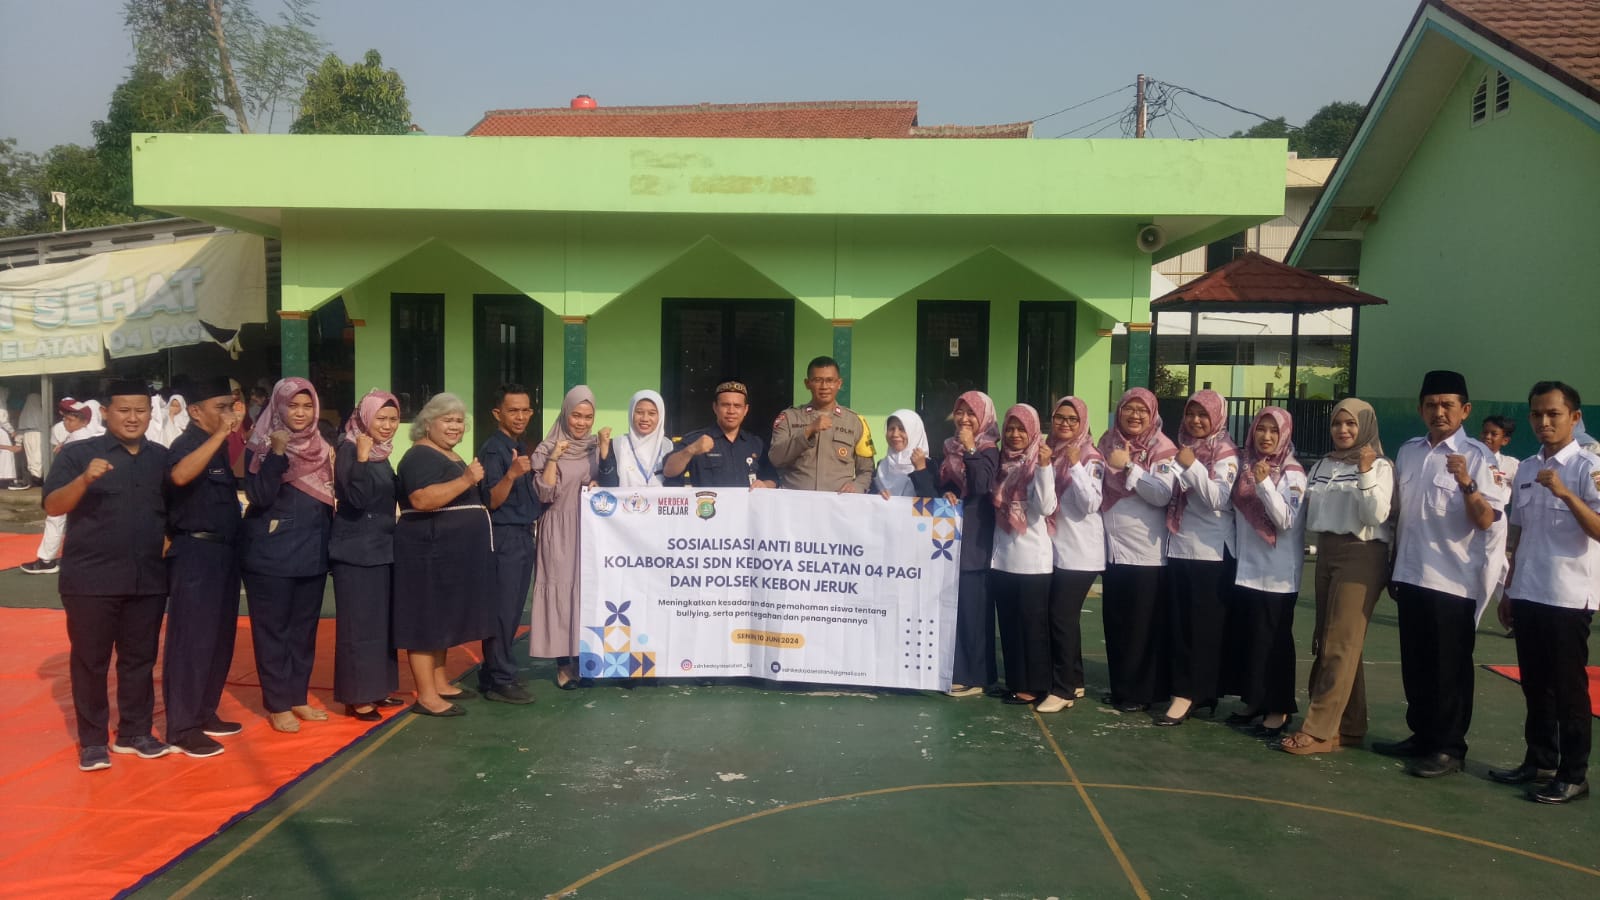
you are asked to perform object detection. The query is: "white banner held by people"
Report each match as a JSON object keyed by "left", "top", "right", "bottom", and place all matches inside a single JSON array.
[{"left": 579, "top": 487, "right": 961, "bottom": 690}]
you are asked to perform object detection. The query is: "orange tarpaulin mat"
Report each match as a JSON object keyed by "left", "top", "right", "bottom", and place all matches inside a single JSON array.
[
  {"left": 0, "top": 532, "right": 40, "bottom": 570},
  {"left": 0, "top": 607, "right": 489, "bottom": 899},
  {"left": 1484, "top": 664, "right": 1600, "bottom": 717}
]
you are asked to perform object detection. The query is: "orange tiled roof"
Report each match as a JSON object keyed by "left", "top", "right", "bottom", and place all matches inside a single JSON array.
[
  {"left": 1151, "top": 252, "right": 1388, "bottom": 311},
  {"left": 1436, "top": 0, "right": 1600, "bottom": 101},
  {"left": 467, "top": 100, "right": 1032, "bottom": 139}
]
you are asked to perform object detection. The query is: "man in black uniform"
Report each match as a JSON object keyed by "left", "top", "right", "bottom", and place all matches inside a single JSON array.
[
  {"left": 44, "top": 381, "right": 168, "bottom": 772},
  {"left": 664, "top": 381, "right": 777, "bottom": 488},
  {"left": 478, "top": 384, "right": 544, "bottom": 703},
  {"left": 162, "top": 376, "right": 244, "bottom": 758}
]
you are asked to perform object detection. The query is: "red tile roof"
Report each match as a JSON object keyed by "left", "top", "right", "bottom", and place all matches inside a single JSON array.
[
  {"left": 1435, "top": 0, "right": 1600, "bottom": 102},
  {"left": 467, "top": 100, "right": 1032, "bottom": 139},
  {"left": 1150, "top": 253, "right": 1389, "bottom": 312}
]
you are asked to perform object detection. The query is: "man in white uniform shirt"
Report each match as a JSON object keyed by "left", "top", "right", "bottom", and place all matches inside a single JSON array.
[
  {"left": 1489, "top": 381, "right": 1600, "bottom": 804},
  {"left": 1375, "top": 370, "right": 1509, "bottom": 778}
]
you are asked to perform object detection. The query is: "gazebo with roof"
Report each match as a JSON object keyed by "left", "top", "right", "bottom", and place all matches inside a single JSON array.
[{"left": 1149, "top": 251, "right": 1388, "bottom": 455}]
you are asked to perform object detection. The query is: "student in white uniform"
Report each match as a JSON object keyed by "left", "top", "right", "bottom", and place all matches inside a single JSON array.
[
  {"left": 1041, "top": 397, "right": 1104, "bottom": 713},
  {"left": 20, "top": 400, "right": 100, "bottom": 575},
  {"left": 1228, "top": 406, "right": 1306, "bottom": 738},
  {"left": 1096, "top": 387, "right": 1179, "bottom": 712},
  {"left": 990, "top": 404, "right": 1057, "bottom": 707},
  {"left": 1158, "top": 389, "right": 1239, "bottom": 726},
  {"left": 1281, "top": 398, "right": 1394, "bottom": 756},
  {"left": 1375, "top": 369, "right": 1509, "bottom": 779},
  {"left": 1488, "top": 381, "right": 1600, "bottom": 804},
  {"left": 1479, "top": 415, "right": 1518, "bottom": 637}
]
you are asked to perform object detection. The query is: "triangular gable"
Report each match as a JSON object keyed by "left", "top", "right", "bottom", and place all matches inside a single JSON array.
[{"left": 1289, "top": 0, "right": 1600, "bottom": 269}]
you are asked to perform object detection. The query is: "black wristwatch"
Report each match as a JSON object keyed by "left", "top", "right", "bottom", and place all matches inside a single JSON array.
[{"left": 1461, "top": 479, "right": 1479, "bottom": 495}]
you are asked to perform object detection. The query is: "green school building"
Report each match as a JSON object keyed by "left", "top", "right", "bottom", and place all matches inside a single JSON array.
[
  {"left": 132, "top": 121, "right": 1284, "bottom": 451},
  {"left": 1291, "top": 0, "right": 1600, "bottom": 455}
]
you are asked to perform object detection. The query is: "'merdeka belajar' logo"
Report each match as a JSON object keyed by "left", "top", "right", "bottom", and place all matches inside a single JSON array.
[{"left": 657, "top": 496, "right": 690, "bottom": 516}]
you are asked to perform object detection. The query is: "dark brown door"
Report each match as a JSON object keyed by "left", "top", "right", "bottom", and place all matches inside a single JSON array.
[
  {"left": 1017, "top": 301, "right": 1076, "bottom": 415},
  {"left": 916, "top": 300, "right": 989, "bottom": 456},
  {"left": 661, "top": 299, "right": 794, "bottom": 439},
  {"left": 473, "top": 294, "right": 544, "bottom": 454}
]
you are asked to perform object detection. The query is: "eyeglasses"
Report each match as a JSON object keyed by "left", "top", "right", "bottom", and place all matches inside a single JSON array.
[
  {"left": 808, "top": 377, "right": 841, "bottom": 386},
  {"left": 1051, "top": 415, "right": 1080, "bottom": 424}
]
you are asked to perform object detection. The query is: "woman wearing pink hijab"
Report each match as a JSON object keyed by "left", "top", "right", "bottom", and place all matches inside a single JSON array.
[
  {"left": 1228, "top": 406, "right": 1308, "bottom": 737},
  {"left": 1157, "top": 390, "right": 1240, "bottom": 726},
  {"left": 937, "top": 390, "right": 1001, "bottom": 697},
  {"left": 240, "top": 377, "right": 335, "bottom": 734},
  {"left": 1042, "top": 396, "right": 1105, "bottom": 713},
  {"left": 1097, "top": 387, "right": 1179, "bottom": 712},
  {"left": 990, "top": 404, "right": 1058, "bottom": 707}
]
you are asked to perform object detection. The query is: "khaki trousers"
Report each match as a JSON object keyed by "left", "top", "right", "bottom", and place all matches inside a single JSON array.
[{"left": 1301, "top": 532, "right": 1390, "bottom": 741}]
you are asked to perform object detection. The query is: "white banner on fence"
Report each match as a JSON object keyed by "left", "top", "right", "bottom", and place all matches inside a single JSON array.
[{"left": 579, "top": 487, "right": 962, "bottom": 690}]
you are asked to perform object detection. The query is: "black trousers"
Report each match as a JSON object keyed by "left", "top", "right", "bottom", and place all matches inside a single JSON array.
[
  {"left": 245, "top": 572, "right": 326, "bottom": 713},
  {"left": 331, "top": 562, "right": 398, "bottom": 705},
  {"left": 480, "top": 525, "right": 535, "bottom": 691},
  {"left": 163, "top": 541, "right": 241, "bottom": 741},
  {"left": 993, "top": 571, "right": 1052, "bottom": 695},
  {"left": 1102, "top": 563, "right": 1166, "bottom": 706},
  {"left": 61, "top": 593, "right": 165, "bottom": 747},
  {"left": 1048, "top": 569, "right": 1097, "bottom": 699},
  {"left": 952, "top": 569, "right": 996, "bottom": 688},
  {"left": 1235, "top": 586, "right": 1298, "bottom": 715},
  {"left": 1394, "top": 583, "right": 1476, "bottom": 759},
  {"left": 1510, "top": 599, "right": 1592, "bottom": 782},
  {"left": 1167, "top": 556, "right": 1233, "bottom": 704}
]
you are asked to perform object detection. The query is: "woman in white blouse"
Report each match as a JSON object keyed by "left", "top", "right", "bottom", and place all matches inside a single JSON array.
[
  {"left": 1042, "top": 397, "right": 1105, "bottom": 713},
  {"left": 1158, "top": 390, "right": 1239, "bottom": 726},
  {"left": 1096, "top": 388, "right": 1179, "bottom": 712},
  {"left": 1228, "top": 406, "right": 1307, "bottom": 736},
  {"left": 990, "top": 404, "right": 1058, "bottom": 707},
  {"left": 1281, "top": 398, "right": 1393, "bottom": 755}
]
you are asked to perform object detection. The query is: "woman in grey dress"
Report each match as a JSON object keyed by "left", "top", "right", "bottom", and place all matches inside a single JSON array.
[{"left": 529, "top": 385, "right": 600, "bottom": 688}]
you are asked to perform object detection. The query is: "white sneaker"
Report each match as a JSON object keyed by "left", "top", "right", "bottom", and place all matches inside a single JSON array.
[{"left": 1036, "top": 695, "right": 1073, "bottom": 714}]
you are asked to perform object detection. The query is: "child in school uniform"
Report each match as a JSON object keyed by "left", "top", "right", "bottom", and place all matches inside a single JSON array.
[{"left": 1481, "top": 415, "right": 1518, "bottom": 636}]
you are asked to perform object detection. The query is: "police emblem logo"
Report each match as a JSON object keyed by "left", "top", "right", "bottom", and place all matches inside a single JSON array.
[
  {"left": 1591, "top": 470, "right": 1600, "bottom": 492},
  {"left": 837, "top": 446, "right": 850, "bottom": 460},
  {"left": 694, "top": 490, "right": 718, "bottom": 520}
]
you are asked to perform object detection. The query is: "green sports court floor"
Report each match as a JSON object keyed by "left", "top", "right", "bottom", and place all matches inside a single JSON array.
[{"left": 2, "top": 550, "right": 1595, "bottom": 899}]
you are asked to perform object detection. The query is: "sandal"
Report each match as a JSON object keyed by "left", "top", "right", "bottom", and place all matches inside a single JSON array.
[{"left": 1280, "top": 731, "right": 1337, "bottom": 755}]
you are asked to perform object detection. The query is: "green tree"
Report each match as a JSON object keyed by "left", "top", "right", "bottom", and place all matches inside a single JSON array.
[
  {"left": 32, "top": 144, "right": 131, "bottom": 230},
  {"left": 93, "top": 65, "right": 229, "bottom": 211},
  {"left": 123, "top": 0, "right": 326, "bottom": 133},
  {"left": 0, "top": 138, "right": 43, "bottom": 235},
  {"left": 1230, "top": 101, "right": 1366, "bottom": 158},
  {"left": 290, "top": 50, "right": 412, "bottom": 135}
]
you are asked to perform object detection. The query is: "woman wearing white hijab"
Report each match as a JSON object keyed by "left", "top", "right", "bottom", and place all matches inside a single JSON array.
[
  {"left": 162, "top": 394, "right": 190, "bottom": 446},
  {"left": 598, "top": 390, "right": 671, "bottom": 488},
  {"left": 145, "top": 393, "right": 170, "bottom": 446},
  {"left": 0, "top": 387, "right": 18, "bottom": 487},
  {"left": 873, "top": 409, "right": 935, "bottom": 498}
]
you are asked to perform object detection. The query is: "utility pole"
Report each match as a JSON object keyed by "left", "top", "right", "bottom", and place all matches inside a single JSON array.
[{"left": 1136, "top": 74, "right": 1147, "bottom": 138}]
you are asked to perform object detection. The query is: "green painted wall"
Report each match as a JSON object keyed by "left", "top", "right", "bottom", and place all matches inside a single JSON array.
[{"left": 1357, "top": 60, "right": 1600, "bottom": 430}]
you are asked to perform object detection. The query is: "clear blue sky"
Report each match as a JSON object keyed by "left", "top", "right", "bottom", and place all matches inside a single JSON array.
[{"left": 0, "top": 0, "right": 1419, "bottom": 154}]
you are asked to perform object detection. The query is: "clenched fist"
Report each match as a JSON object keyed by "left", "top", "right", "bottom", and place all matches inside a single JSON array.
[
  {"left": 269, "top": 430, "right": 291, "bottom": 455},
  {"left": 1176, "top": 446, "right": 1197, "bottom": 469},
  {"left": 1107, "top": 448, "right": 1130, "bottom": 471},
  {"left": 1036, "top": 444, "right": 1052, "bottom": 466},
  {"left": 1358, "top": 445, "right": 1376, "bottom": 473},
  {"left": 465, "top": 459, "right": 485, "bottom": 483},
  {"left": 83, "top": 458, "right": 113, "bottom": 483}
]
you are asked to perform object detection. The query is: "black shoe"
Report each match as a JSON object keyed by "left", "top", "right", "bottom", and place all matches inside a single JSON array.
[
  {"left": 1002, "top": 694, "right": 1038, "bottom": 706},
  {"left": 1372, "top": 736, "right": 1428, "bottom": 758},
  {"left": 173, "top": 732, "right": 225, "bottom": 758},
  {"left": 202, "top": 717, "right": 243, "bottom": 737},
  {"left": 1152, "top": 712, "right": 1187, "bottom": 727},
  {"left": 1193, "top": 701, "right": 1218, "bottom": 719},
  {"left": 483, "top": 683, "right": 536, "bottom": 705},
  {"left": 375, "top": 697, "right": 407, "bottom": 708},
  {"left": 1259, "top": 716, "right": 1294, "bottom": 738},
  {"left": 112, "top": 734, "right": 175, "bottom": 759},
  {"left": 1488, "top": 764, "right": 1556, "bottom": 785},
  {"left": 19, "top": 558, "right": 58, "bottom": 575},
  {"left": 411, "top": 702, "right": 466, "bottom": 718},
  {"left": 1407, "top": 752, "right": 1463, "bottom": 778},
  {"left": 343, "top": 704, "right": 382, "bottom": 722},
  {"left": 1226, "top": 709, "right": 1262, "bottom": 726},
  {"left": 1533, "top": 780, "right": 1589, "bottom": 804},
  {"left": 438, "top": 687, "right": 478, "bottom": 701},
  {"left": 78, "top": 745, "right": 111, "bottom": 772}
]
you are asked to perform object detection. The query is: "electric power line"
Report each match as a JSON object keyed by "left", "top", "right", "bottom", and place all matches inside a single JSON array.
[
  {"left": 1031, "top": 83, "right": 1135, "bottom": 123},
  {"left": 1150, "top": 79, "right": 1294, "bottom": 130},
  {"left": 1052, "top": 102, "right": 1136, "bottom": 139}
]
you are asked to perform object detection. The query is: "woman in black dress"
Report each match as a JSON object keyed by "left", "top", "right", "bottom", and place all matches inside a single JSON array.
[
  {"left": 330, "top": 389, "right": 402, "bottom": 721},
  {"left": 391, "top": 392, "right": 493, "bottom": 717},
  {"left": 241, "top": 377, "right": 336, "bottom": 734}
]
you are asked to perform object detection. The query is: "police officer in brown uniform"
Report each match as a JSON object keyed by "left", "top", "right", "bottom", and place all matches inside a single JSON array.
[{"left": 769, "top": 356, "right": 875, "bottom": 493}]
